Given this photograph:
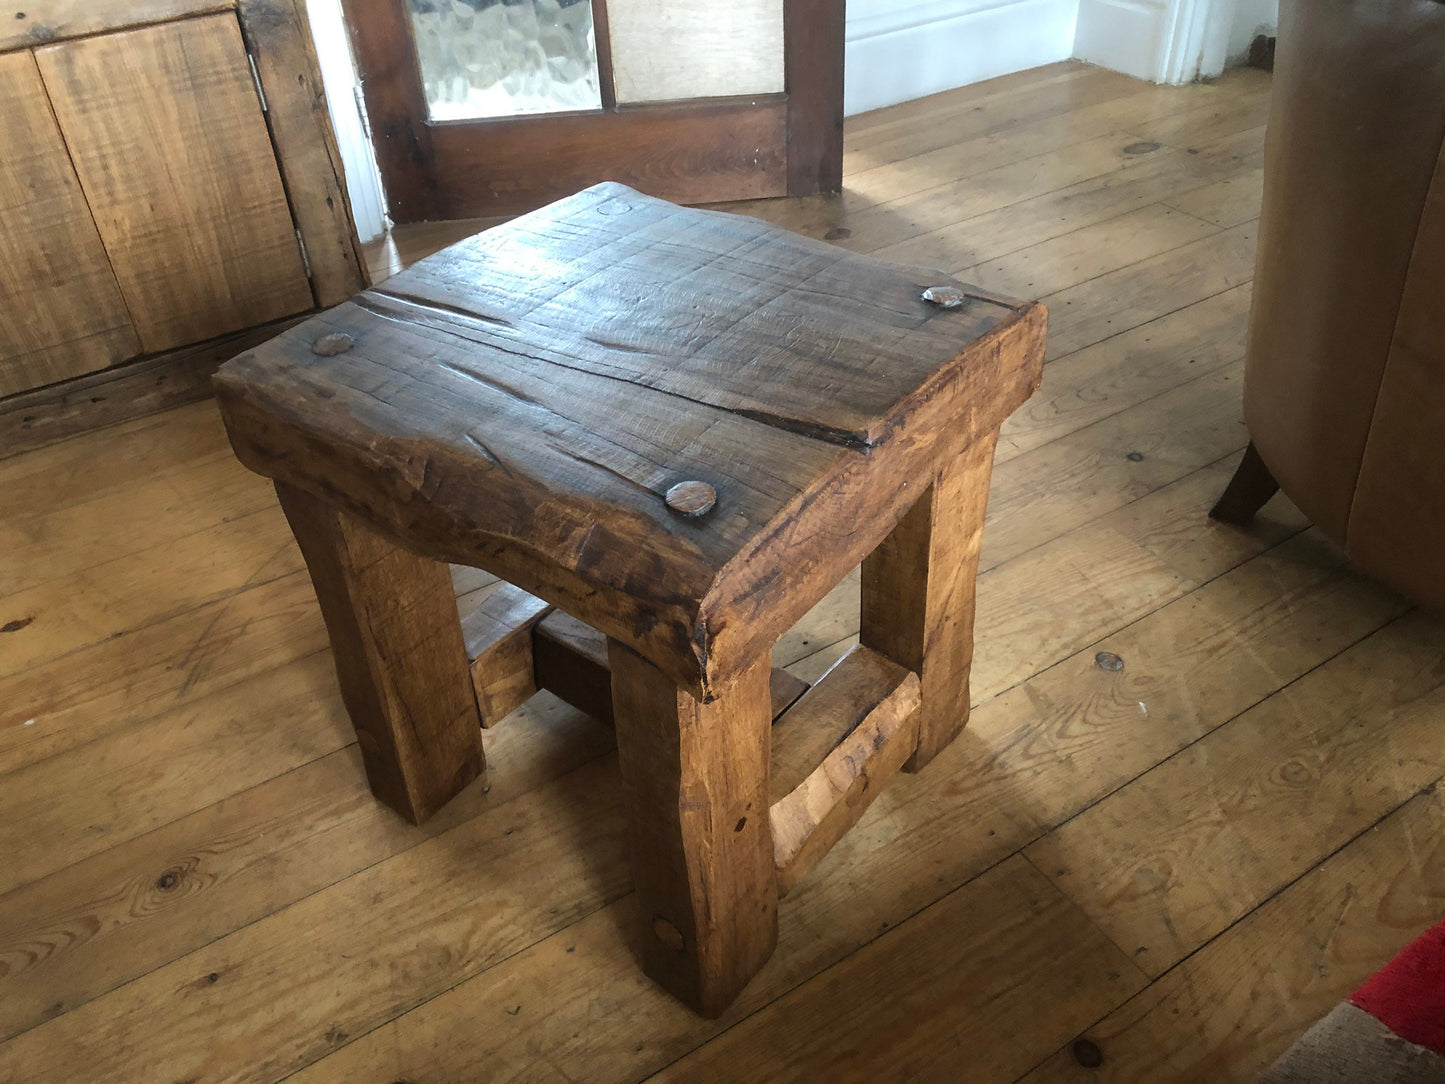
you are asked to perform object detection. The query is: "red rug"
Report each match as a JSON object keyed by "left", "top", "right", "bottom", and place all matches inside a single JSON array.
[{"left": 1263, "top": 920, "right": 1445, "bottom": 1082}]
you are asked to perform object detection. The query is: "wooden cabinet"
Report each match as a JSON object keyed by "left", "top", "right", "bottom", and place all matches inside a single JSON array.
[
  {"left": 0, "top": 0, "right": 365, "bottom": 451},
  {"left": 36, "top": 15, "right": 315, "bottom": 355},
  {"left": 0, "top": 51, "right": 139, "bottom": 396}
]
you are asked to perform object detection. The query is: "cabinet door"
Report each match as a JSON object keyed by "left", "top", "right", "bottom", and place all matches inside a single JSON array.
[
  {"left": 36, "top": 14, "right": 315, "bottom": 354},
  {"left": 0, "top": 51, "right": 140, "bottom": 398}
]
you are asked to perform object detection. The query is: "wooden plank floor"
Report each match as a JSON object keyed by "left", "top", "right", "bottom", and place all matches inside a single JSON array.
[{"left": 3, "top": 60, "right": 1443, "bottom": 1083}]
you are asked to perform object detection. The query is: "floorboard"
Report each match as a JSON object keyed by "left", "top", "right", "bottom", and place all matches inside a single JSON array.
[{"left": 2, "top": 59, "right": 1440, "bottom": 1084}]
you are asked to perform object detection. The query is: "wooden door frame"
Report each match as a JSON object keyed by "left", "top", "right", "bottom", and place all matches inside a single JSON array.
[{"left": 342, "top": 0, "right": 844, "bottom": 222}]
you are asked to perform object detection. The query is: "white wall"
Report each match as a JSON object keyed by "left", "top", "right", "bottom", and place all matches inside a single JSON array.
[
  {"left": 1075, "top": 0, "right": 1240, "bottom": 84},
  {"left": 1227, "top": 0, "right": 1277, "bottom": 64},
  {"left": 844, "top": 0, "right": 1271, "bottom": 117},
  {"left": 1073, "top": 0, "right": 1170, "bottom": 82},
  {"left": 1072, "top": 0, "right": 1273, "bottom": 86},
  {"left": 305, "top": 0, "right": 388, "bottom": 243},
  {"left": 844, "top": 0, "right": 1079, "bottom": 116}
]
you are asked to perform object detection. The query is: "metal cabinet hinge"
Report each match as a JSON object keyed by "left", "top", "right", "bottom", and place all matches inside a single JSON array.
[
  {"left": 352, "top": 84, "right": 373, "bottom": 140},
  {"left": 296, "top": 229, "right": 312, "bottom": 278},
  {"left": 248, "top": 53, "right": 268, "bottom": 113}
]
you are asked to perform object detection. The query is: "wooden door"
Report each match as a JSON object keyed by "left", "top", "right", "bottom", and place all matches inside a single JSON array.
[{"left": 343, "top": 0, "right": 844, "bottom": 222}]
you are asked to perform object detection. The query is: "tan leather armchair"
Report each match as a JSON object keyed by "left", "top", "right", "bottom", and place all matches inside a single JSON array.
[{"left": 1211, "top": 0, "right": 1445, "bottom": 609}]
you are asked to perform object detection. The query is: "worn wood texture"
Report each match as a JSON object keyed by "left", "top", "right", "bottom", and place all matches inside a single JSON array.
[
  {"left": 0, "top": 0, "right": 231, "bottom": 50},
  {"left": 608, "top": 642, "right": 777, "bottom": 1016},
  {"left": 275, "top": 483, "right": 483, "bottom": 824},
  {"left": 861, "top": 431, "right": 1000, "bottom": 770},
  {"left": 657, "top": 858, "right": 1145, "bottom": 1083},
  {"left": 0, "top": 315, "right": 306, "bottom": 459},
  {"left": 769, "top": 644, "right": 920, "bottom": 895},
  {"left": 460, "top": 582, "right": 551, "bottom": 727},
  {"left": 238, "top": 0, "right": 368, "bottom": 307},
  {"left": 1025, "top": 611, "right": 1445, "bottom": 980},
  {"left": 0, "top": 51, "right": 138, "bottom": 397},
  {"left": 35, "top": 14, "right": 314, "bottom": 353},
  {"left": 215, "top": 182, "right": 1045, "bottom": 698},
  {"left": 1022, "top": 789, "right": 1445, "bottom": 1082},
  {"left": 530, "top": 609, "right": 809, "bottom": 727},
  {"left": 5, "top": 65, "right": 1399, "bottom": 1084},
  {"left": 531, "top": 610, "right": 617, "bottom": 725}
]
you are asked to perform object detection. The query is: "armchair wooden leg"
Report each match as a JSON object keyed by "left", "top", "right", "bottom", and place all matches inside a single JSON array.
[
  {"left": 1209, "top": 442, "right": 1279, "bottom": 524},
  {"left": 608, "top": 641, "right": 777, "bottom": 1018},
  {"left": 276, "top": 482, "right": 483, "bottom": 825},
  {"left": 860, "top": 431, "right": 999, "bottom": 772}
]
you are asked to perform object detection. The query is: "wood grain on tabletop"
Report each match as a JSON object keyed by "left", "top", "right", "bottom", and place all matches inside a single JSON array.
[
  {"left": 215, "top": 182, "right": 1044, "bottom": 696},
  {"left": 4, "top": 62, "right": 1440, "bottom": 1084}
]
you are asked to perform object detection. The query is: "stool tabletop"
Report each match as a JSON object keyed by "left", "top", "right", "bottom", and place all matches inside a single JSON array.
[{"left": 215, "top": 183, "right": 1044, "bottom": 696}]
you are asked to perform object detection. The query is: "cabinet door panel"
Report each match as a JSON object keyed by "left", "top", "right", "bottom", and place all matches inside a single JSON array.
[
  {"left": 0, "top": 51, "right": 140, "bottom": 398},
  {"left": 36, "top": 14, "right": 315, "bottom": 354}
]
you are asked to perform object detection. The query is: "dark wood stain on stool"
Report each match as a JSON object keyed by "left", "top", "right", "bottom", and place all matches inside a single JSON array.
[{"left": 211, "top": 182, "right": 1046, "bottom": 1018}]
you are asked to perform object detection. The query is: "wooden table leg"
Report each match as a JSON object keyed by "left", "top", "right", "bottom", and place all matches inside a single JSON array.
[
  {"left": 276, "top": 482, "right": 483, "bottom": 825},
  {"left": 861, "top": 430, "right": 999, "bottom": 772},
  {"left": 608, "top": 641, "right": 777, "bottom": 1017}
]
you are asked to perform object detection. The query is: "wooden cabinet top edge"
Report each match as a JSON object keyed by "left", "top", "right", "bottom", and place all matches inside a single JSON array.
[{"left": 0, "top": 1, "right": 236, "bottom": 54}]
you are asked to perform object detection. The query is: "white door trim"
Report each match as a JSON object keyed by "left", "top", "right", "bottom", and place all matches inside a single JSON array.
[
  {"left": 1157, "top": 0, "right": 1234, "bottom": 83},
  {"left": 1074, "top": 0, "right": 1236, "bottom": 84}
]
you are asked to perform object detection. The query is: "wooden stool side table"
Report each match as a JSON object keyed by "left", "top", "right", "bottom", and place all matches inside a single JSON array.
[{"left": 215, "top": 183, "right": 1045, "bottom": 1016}]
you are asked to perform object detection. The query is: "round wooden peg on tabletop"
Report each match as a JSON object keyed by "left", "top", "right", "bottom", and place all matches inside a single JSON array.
[
  {"left": 665, "top": 481, "right": 716, "bottom": 518},
  {"left": 311, "top": 332, "right": 354, "bottom": 356}
]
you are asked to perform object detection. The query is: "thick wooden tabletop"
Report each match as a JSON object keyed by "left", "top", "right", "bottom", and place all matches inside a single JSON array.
[{"left": 215, "top": 183, "right": 1044, "bottom": 696}]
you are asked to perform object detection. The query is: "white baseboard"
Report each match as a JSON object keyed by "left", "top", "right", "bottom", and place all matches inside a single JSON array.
[
  {"left": 1073, "top": 0, "right": 1169, "bottom": 82},
  {"left": 845, "top": 0, "right": 1079, "bottom": 116},
  {"left": 1075, "top": 0, "right": 1239, "bottom": 85}
]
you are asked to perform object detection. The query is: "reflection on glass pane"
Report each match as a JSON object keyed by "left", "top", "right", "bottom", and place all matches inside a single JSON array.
[{"left": 408, "top": 0, "right": 602, "bottom": 121}]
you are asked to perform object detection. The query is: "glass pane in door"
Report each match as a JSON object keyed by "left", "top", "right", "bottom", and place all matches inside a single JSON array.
[
  {"left": 606, "top": 0, "right": 783, "bottom": 104},
  {"left": 407, "top": 0, "right": 602, "bottom": 121}
]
